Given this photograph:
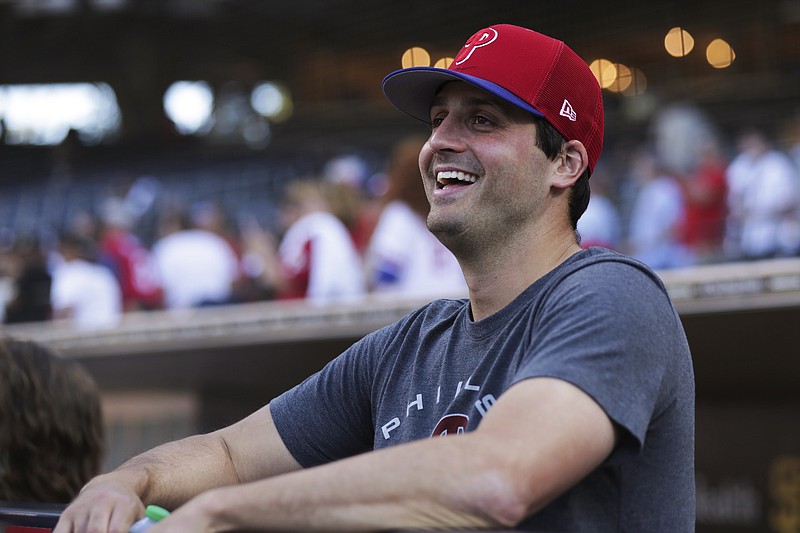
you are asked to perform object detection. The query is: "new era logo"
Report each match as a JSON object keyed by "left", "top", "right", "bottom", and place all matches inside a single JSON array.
[{"left": 560, "top": 99, "right": 577, "bottom": 122}]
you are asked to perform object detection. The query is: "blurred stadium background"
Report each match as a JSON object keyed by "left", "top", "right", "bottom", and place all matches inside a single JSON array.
[{"left": 1, "top": 1, "right": 799, "bottom": 531}]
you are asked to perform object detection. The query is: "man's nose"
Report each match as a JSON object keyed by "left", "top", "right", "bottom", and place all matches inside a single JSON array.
[{"left": 428, "top": 116, "right": 467, "bottom": 153}]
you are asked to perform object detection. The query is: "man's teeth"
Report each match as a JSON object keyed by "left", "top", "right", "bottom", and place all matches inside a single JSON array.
[{"left": 436, "top": 171, "right": 478, "bottom": 184}]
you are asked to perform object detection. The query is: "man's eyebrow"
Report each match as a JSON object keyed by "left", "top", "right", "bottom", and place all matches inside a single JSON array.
[{"left": 430, "top": 93, "right": 508, "bottom": 112}]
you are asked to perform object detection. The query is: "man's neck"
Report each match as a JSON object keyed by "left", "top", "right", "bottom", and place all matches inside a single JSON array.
[{"left": 461, "top": 233, "right": 582, "bottom": 322}]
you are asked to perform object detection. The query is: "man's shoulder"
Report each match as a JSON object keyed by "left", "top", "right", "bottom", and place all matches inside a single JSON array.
[
  {"left": 552, "top": 247, "right": 669, "bottom": 297},
  {"left": 563, "top": 246, "right": 658, "bottom": 276},
  {"left": 410, "top": 297, "right": 468, "bottom": 320}
]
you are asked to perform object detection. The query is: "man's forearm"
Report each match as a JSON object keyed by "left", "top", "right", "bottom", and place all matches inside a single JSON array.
[
  {"left": 174, "top": 432, "right": 527, "bottom": 532},
  {"left": 110, "top": 433, "right": 242, "bottom": 509},
  {"left": 158, "top": 378, "right": 616, "bottom": 533}
]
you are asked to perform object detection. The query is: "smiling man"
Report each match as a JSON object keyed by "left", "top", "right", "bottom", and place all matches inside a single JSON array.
[{"left": 55, "top": 24, "right": 695, "bottom": 533}]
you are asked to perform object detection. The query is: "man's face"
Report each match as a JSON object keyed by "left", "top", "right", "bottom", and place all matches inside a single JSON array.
[{"left": 418, "top": 81, "right": 555, "bottom": 254}]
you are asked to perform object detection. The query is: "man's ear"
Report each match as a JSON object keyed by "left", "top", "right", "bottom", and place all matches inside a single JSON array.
[{"left": 552, "top": 140, "right": 589, "bottom": 190}]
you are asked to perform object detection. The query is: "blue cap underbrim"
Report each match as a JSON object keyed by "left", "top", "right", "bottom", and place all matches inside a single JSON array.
[{"left": 381, "top": 66, "right": 545, "bottom": 123}]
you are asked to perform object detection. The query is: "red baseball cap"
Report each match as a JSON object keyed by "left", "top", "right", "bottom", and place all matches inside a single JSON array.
[{"left": 382, "top": 24, "right": 604, "bottom": 175}]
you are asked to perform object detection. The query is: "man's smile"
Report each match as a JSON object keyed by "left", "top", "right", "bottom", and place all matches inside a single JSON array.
[{"left": 436, "top": 170, "right": 479, "bottom": 189}]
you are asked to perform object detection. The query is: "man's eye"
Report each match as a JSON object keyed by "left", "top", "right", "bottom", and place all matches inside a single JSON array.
[
  {"left": 472, "top": 115, "right": 493, "bottom": 126},
  {"left": 431, "top": 116, "right": 445, "bottom": 128}
]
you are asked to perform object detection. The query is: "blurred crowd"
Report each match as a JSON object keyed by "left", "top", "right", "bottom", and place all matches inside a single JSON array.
[
  {"left": 0, "top": 134, "right": 467, "bottom": 331},
  {"left": 579, "top": 104, "right": 800, "bottom": 270},
  {"left": 2, "top": 103, "right": 800, "bottom": 331}
]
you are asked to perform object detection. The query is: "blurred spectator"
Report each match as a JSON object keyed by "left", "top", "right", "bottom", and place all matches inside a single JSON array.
[
  {"left": 323, "top": 154, "right": 381, "bottom": 254},
  {"left": 0, "top": 337, "right": 104, "bottom": 503},
  {"left": 626, "top": 149, "right": 692, "bottom": 269},
  {"left": 191, "top": 200, "right": 242, "bottom": 255},
  {"left": 365, "top": 135, "right": 466, "bottom": 298},
  {"left": 724, "top": 128, "right": 800, "bottom": 260},
  {"left": 576, "top": 163, "right": 622, "bottom": 250},
  {"left": 66, "top": 209, "right": 101, "bottom": 242},
  {"left": 324, "top": 154, "right": 370, "bottom": 190},
  {"left": 97, "top": 196, "right": 163, "bottom": 312},
  {"left": 2, "top": 235, "right": 52, "bottom": 324},
  {"left": 237, "top": 215, "right": 283, "bottom": 302},
  {"left": 276, "top": 179, "right": 366, "bottom": 303},
  {"left": 677, "top": 140, "right": 728, "bottom": 264},
  {"left": 151, "top": 208, "right": 241, "bottom": 309},
  {"left": 652, "top": 103, "right": 719, "bottom": 178},
  {"left": 189, "top": 200, "right": 257, "bottom": 302},
  {"left": 51, "top": 232, "right": 123, "bottom": 330}
]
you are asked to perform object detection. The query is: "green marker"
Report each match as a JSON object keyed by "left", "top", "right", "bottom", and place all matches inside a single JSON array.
[{"left": 129, "top": 505, "right": 170, "bottom": 533}]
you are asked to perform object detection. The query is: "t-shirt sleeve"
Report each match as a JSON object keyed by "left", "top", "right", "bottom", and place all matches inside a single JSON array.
[
  {"left": 269, "top": 325, "right": 391, "bottom": 467},
  {"left": 515, "top": 259, "right": 682, "bottom": 453}
]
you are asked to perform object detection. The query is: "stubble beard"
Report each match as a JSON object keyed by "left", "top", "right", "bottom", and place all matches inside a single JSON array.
[
  {"left": 427, "top": 207, "right": 506, "bottom": 264},
  {"left": 427, "top": 189, "right": 543, "bottom": 266}
]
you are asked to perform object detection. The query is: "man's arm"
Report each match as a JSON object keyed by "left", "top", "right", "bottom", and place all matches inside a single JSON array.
[
  {"left": 152, "top": 377, "right": 617, "bottom": 532},
  {"left": 53, "top": 405, "right": 301, "bottom": 533}
]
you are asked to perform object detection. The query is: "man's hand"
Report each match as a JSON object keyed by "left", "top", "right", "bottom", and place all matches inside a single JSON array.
[
  {"left": 53, "top": 477, "right": 145, "bottom": 533},
  {"left": 51, "top": 405, "right": 299, "bottom": 533},
  {"left": 144, "top": 493, "right": 217, "bottom": 533}
]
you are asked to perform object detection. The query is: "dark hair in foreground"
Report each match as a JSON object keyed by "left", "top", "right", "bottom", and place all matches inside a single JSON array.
[
  {"left": 533, "top": 117, "right": 591, "bottom": 236},
  {"left": 0, "top": 337, "right": 104, "bottom": 503}
]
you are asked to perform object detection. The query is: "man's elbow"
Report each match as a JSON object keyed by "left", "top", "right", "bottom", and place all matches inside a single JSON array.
[{"left": 467, "top": 469, "right": 540, "bottom": 529}]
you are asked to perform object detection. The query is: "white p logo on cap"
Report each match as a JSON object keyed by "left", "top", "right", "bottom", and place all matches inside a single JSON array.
[{"left": 455, "top": 27, "right": 498, "bottom": 65}]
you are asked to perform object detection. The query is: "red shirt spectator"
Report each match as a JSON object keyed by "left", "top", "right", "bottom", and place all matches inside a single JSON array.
[
  {"left": 98, "top": 197, "right": 163, "bottom": 311},
  {"left": 679, "top": 147, "right": 727, "bottom": 261}
]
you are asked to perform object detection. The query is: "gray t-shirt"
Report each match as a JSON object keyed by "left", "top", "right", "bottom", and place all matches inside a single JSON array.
[{"left": 271, "top": 247, "right": 695, "bottom": 531}]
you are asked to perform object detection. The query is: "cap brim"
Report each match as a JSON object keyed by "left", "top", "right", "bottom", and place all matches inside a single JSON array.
[{"left": 382, "top": 66, "right": 544, "bottom": 123}]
